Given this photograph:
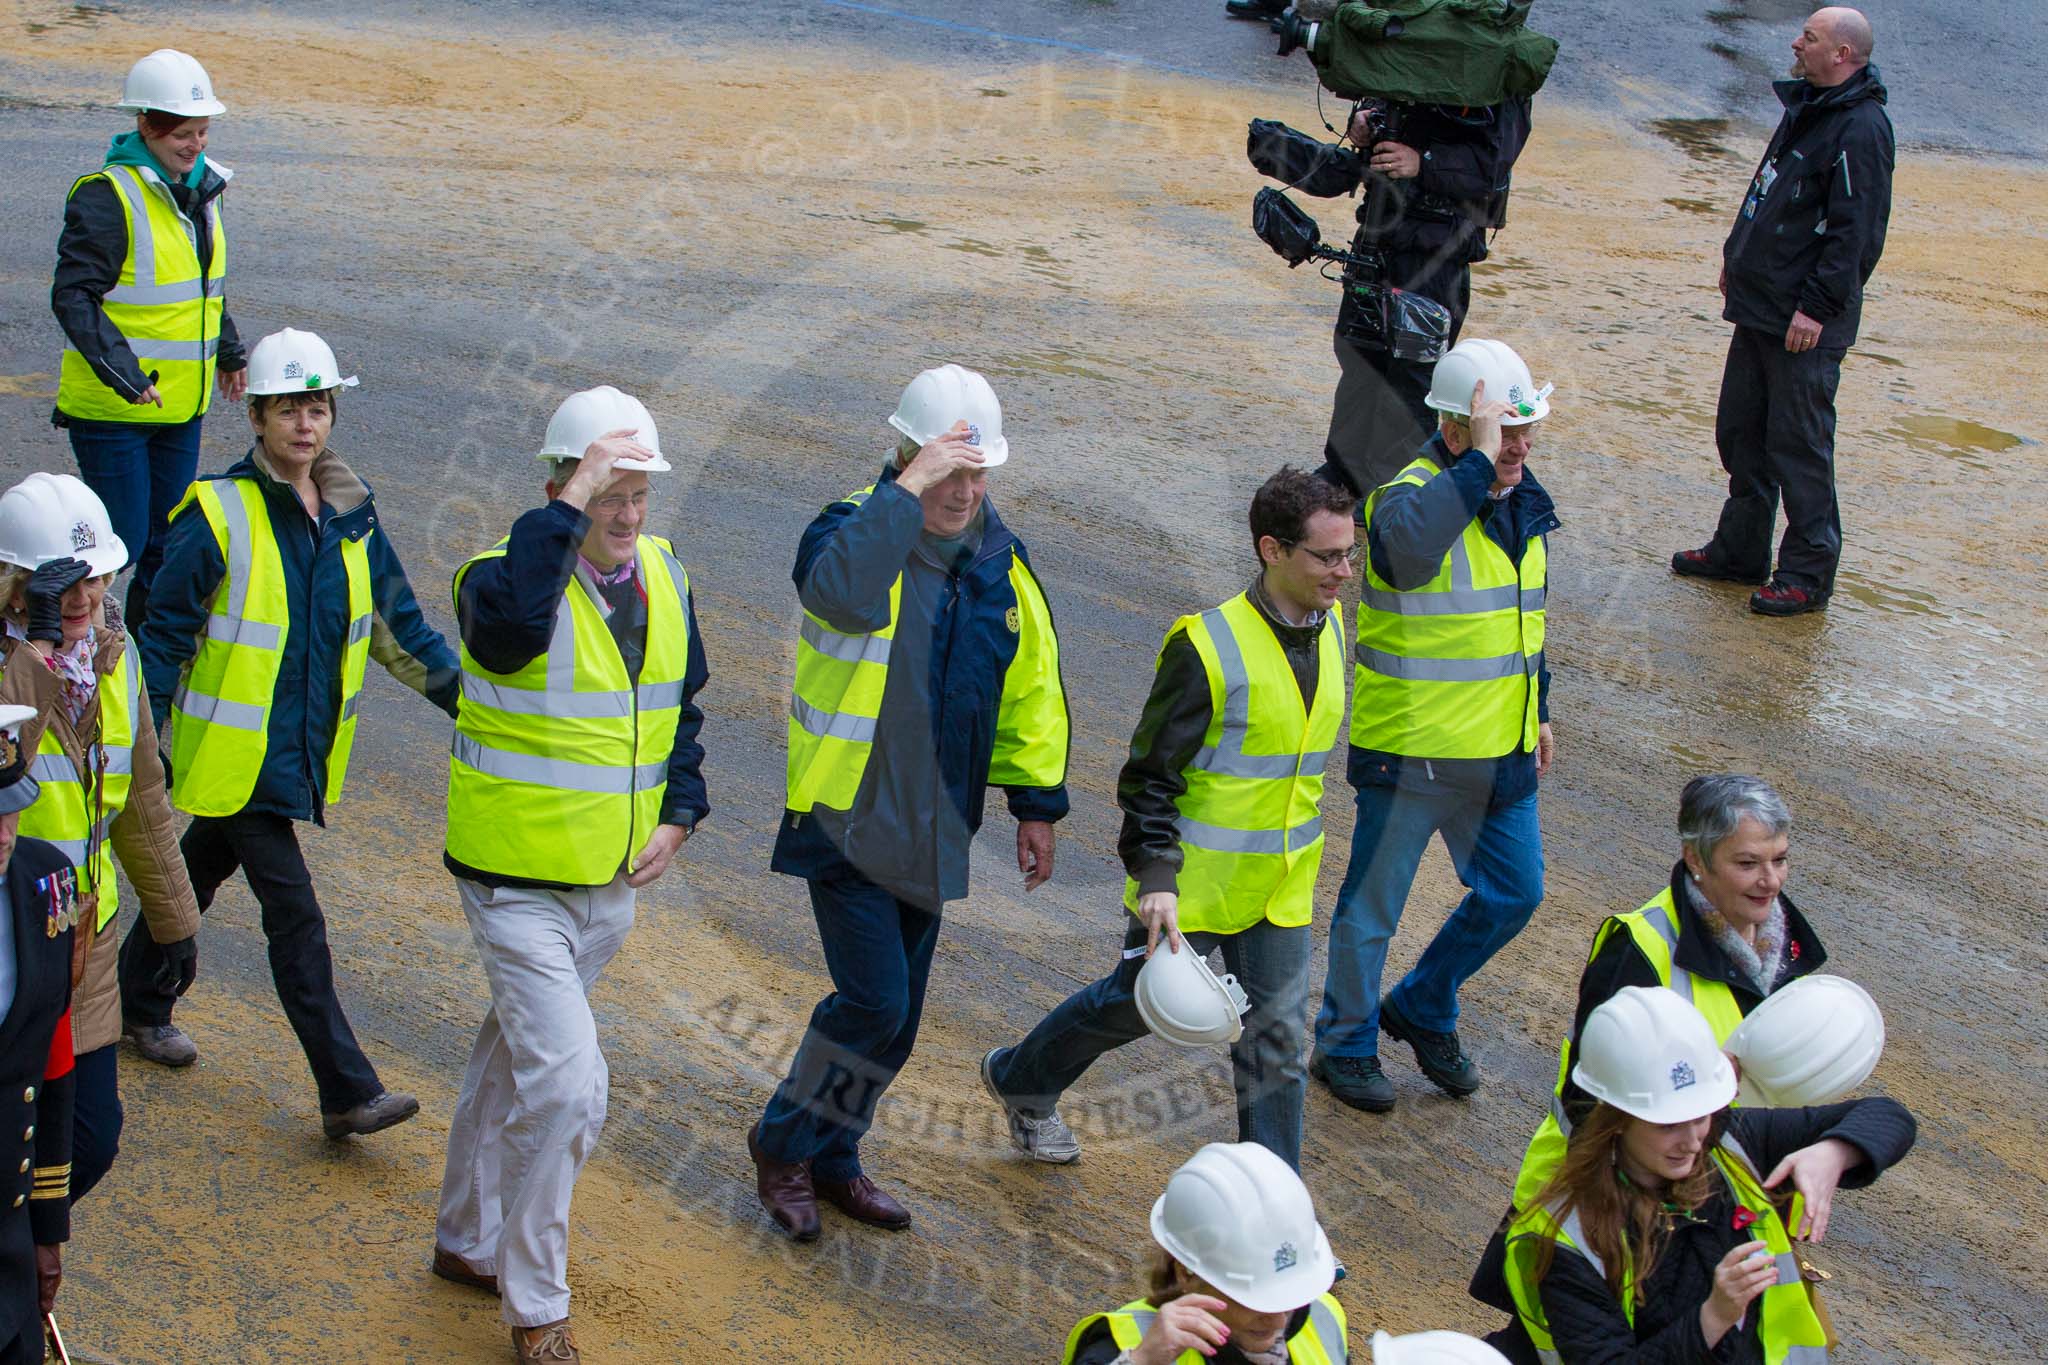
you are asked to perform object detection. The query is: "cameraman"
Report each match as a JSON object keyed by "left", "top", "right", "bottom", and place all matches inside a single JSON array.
[{"left": 1305, "top": 97, "right": 1531, "bottom": 498}]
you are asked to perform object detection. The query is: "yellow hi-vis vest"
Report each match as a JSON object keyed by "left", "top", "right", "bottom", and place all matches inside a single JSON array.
[
  {"left": 446, "top": 536, "right": 691, "bottom": 886},
  {"left": 20, "top": 637, "right": 141, "bottom": 932},
  {"left": 784, "top": 484, "right": 1067, "bottom": 814},
  {"left": 1350, "top": 456, "right": 1545, "bottom": 759},
  {"left": 169, "top": 478, "right": 372, "bottom": 817},
  {"left": 1063, "top": 1294, "right": 1349, "bottom": 1364},
  {"left": 1505, "top": 1137, "right": 1830, "bottom": 1365},
  {"left": 1121, "top": 592, "right": 1344, "bottom": 936},
  {"left": 1512, "top": 887, "right": 1749, "bottom": 1210},
  {"left": 56, "top": 164, "right": 227, "bottom": 423}
]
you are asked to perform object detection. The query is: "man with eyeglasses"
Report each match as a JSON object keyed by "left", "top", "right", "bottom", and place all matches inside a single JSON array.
[
  {"left": 436, "top": 386, "right": 709, "bottom": 1365},
  {"left": 981, "top": 466, "right": 1355, "bottom": 1171},
  {"left": 1312, "top": 337, "right": 1556, "bottom": 1116}
]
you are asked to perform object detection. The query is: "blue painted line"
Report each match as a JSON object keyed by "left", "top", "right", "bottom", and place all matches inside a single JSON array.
[{"left": 813, "top": 0, "right": 1216, "bottom": 79}]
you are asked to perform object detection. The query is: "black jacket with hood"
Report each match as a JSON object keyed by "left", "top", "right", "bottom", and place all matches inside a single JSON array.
[{"left": 1722, "top": 66, "right": 1894, "bottom": 349}]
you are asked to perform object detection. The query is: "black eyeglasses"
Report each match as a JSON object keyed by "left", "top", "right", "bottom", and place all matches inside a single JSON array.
[{"left": 1283, "top": 541, "right": 1361, "bottom": 569}]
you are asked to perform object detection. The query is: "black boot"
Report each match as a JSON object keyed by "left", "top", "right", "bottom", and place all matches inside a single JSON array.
[{"left": 1225, "top": 0, "right": 1289, "bottom": 20}]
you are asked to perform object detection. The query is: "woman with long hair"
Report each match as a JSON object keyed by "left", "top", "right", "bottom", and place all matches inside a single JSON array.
[{"left": 1487, "top": 986, "right": 1912, "bottom": 1363}]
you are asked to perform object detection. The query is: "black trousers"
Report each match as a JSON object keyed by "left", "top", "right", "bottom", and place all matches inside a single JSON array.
[
  {"left": 1706, "top": 324, "right": 1846, "bottom": 595},
  {"left": 0, "top": 1312, "right": 39, "bottom": 1365},
  {"left": 119, "top": 812, "right": 382, "bottom": 1113},
  {"left": 1322, "top": 247, "right": 1472, "bottom": 496},
  {"left": 68, "top": 1044, "right": 120, "bottom": 1203}
]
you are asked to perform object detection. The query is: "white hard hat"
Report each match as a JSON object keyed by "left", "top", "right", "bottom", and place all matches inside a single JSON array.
[
  {"left": 118, "top": 49, "right": 226, "bottom": 118},
  {"left": 245, "top": 328, "right": 359, "bottom": 397},
  {"left": 1135, "top": 943, "right": 1251, "bottom": 1047},
  {"left": 1372, "top": 1330, "right": 1514, "bottom": 1365},
  {"left": 1150, "top": 1142, "right": 1337, "bottom": 1314},
  {"left": 1726, "top": 976, "right": 1884, "bottom": 1108},
  {"left": 1424, "top": 338, "right": 1552, "bottom": 425},
  {"left": 0, "top": 472, "right": 128, "bottom": 578},
  {"left": 1572, "top": 986, "right": 1736, "bottom": 1125},
  {"left": 538, "top": 386, "right": 672, "bottom": 473},
  {"left": 887, "top": 363, "right": 1009, "bottom": 467}
]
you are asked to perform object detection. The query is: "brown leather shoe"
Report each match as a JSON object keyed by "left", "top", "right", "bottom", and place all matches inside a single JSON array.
[
  {"left": 815, "top": 1173, "right": 912, "bottom": 1230},
  {"left": 513, "top": 1320, "right": 578, "bottom": 1363},
  {"left": 747, "top": 1122, "right": 820, "bottom": 1242},
  {"left": 431, "top": 1246, "right": 499, "bottom": 1295}
]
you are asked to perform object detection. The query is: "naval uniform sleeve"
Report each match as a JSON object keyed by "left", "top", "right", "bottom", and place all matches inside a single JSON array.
[
  {"left": 30, "top": 1004, "right": 76, "bottom": 1247},
  {"left": 659, "top": 586, "right": 710, "bottom": 829}
]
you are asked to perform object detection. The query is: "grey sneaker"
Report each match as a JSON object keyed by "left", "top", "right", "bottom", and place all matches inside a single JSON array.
[
  {"left": 124, "top": 1022, "right": 198, "bottom": 1068},
  {"left": 981, "top": 1047, "right": 1080, "bottom": 1164},
  {"left": 322, "top": 1090, "right": 420, "bottom": 1140}
]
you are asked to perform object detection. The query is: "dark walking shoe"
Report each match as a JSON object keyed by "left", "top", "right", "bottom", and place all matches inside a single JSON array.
[
  {"left": 124, "top": 1022, "right": 198, "bottom": 1068},
  {"left": 1670, "top": 546, "right": 1767, "bottom": 584},
  {"left": 322, "top": 1090, "right": 420, "bottom": 1139},
  {"left": 748, "top": 1122, "right": 820, "bottom": 1242},
  {"left": 1311, "top": 1053, "right": 1396, "bottom": 1113},
  {"left": 1380, "top": 998, "right": 1480, "bottom": 1097},
  {"left": 431, "top": 1246, "right": 499, "bottom": 1296},
  {"left": 1749, "top": 579, "right": 1828, "bottom": 616},
  {"left": 816, "top": 1173, "right": 913, "bottom": 1231},
  {"left": 1224, "top": 0, "right": 1288, "bottom": 19}
]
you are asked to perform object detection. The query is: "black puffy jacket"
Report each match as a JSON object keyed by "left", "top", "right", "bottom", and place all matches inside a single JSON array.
[{"left": 1722, "top": 67, "right": 1894, "bottom": 348}]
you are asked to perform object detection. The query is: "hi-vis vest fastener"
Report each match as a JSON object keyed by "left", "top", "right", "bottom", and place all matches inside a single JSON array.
[{"left": 20, "top": 638, "right": 141, "bottom": 932}]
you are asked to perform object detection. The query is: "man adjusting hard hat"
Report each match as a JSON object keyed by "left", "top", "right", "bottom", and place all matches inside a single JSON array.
[
  {"left": 749, "top": 364, "right": 1069, "bottom": 1241},
  {"left": 1313, "top": 338, "right": 1556, "bottom": 1113},
  {"left": 983, "top": 467, "right": 1356, "bottom": 1171},
  {"left": 435, "top": 386, "right": 709, "bottom": 1365}
]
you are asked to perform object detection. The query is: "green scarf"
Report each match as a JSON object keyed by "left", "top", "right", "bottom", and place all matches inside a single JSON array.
[{"left": 103, "top": 130, "right": 205, "bottom": 191}]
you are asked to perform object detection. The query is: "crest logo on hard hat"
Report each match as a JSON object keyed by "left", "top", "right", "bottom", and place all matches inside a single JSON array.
[
  {"left": 69, "top": 520, "right": 95, "bottom": 552},
  {"left": 965, "top": 422, "right": 982, "bottom": 446},
  {"left": 1670, "top": 1061, "right": 1697, "bottom": 1091},
  {"left": 283, "top": 360, "right": 304, "bottom": 380},
  {"left": 1507, "top": 383, "right": 1526, "bottom": 405},
  {"left": 1273, "top": 1242, "right": 1297, "bottom": 1273},
  {"left": 190, "top": 84, "right": 204, "bottom": 100}
]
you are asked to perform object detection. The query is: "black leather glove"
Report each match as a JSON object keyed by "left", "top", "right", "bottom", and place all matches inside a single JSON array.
[
  {"left": 24, "top": 557, "right": 91, "bottom": 645},
  {"left": 154, "top": 935, "right": 198, "bottom": 997}
]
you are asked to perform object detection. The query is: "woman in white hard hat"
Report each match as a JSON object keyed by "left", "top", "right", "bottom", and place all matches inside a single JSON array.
[
  {"left": 1477, "top": 986, "right": 1913, "bottom": 1365},
  {"left": 0, "top": 472, "right": 200, "bottom": 1209},
  {"left": 1062, "top": 1142, "right": 1347, "bottom": 1363},
  {"left": 50, "top": 47, "right": 246, "bottom": 634},
  {"left": 1507, "top": 775, "right": 1828, "bottom": 1211},
  {"left": 119, "top": 328, "right": 458, "bottom": 1141}
]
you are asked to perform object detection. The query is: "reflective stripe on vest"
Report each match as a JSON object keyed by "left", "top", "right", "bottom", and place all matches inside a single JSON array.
[
  {"left": 1350, "top": 457, "right": 1546, "bottom": 759},
  {"left": 1506, "top": 1142, "right": 1830, "bottom": 1364},
  {"left": 446, "top": 536, "right": 691, "bottom": 885},
  {"left": 1061, "top": 1295, "right": 1348, "bottom": 1364},
  {"left": 1512, "top": 887, "right": 1752, "bottom": 1212},
  {"left": 169, "top": 477, "right": 372, "bottom": 817},
  {"left": 19, "top": 637, "right": 142, "bottom": 930},
  {"left": 1123, "top": 593, "right": 1343, "bottom": 936},
  {"left": 784, "top": 484, "right": 1068, "bottom": 814},
  {"left": 56, "top": 165, "right": 227, "bottom": 424}
]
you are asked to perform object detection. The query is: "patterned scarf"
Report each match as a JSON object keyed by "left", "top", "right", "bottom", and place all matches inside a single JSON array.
[
  {"left": 1684, "top": 874, "right": 1788, "bottom": 997},
  {"left": 4, "top": 619, "right": 99, "bottom": 727}
]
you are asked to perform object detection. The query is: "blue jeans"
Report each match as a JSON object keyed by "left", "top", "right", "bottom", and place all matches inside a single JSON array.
[
  {"left": 755, "top": 872, "right": 941, "bottom": 1184},
  {"left": 989, "top": 914, "right": 1311, "bottom": 1170},
  {"left": 66, "top": 414, "right": 205, "bottom": 594},
  {"left": 1315, "top": 784, "right": 1544, "bottom": 1057}
]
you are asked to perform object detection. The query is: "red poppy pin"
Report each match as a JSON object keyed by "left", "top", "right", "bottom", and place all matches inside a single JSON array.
[
  {"left": 1788, "top": 941, "right": 1801, "bottom": 961},
  {"left": 1731, "top": 1208, "right": 1758, "bottom": 1232}
]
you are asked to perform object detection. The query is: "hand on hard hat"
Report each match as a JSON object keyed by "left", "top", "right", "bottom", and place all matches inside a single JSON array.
[
  {"left": 24, "top": 558, "right": 93, "bottom": 647},
  {"left": 1763, "top": 1137, "right": 1861, "bottom": 1244},
  {"left": 1138, "top": 890, "right": 1183, "bottom": 957},
  {"left": 1130, "top": 1295, "right": 1232, "bottom": 1365},
  {"left": 557, "top": 428, "right": 657, "bottom": 511},
  {"left": 896, "top": 421, "right": 986, "bottom": 497},
  {"left": 1464, "top": 378, "right": 1509, "bottom": 463},
  {"left": 1703, "top": 1240, "right": 1777, "bottom": 1345}
]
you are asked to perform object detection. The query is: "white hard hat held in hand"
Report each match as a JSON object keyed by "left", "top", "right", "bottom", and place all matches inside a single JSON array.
[
  {"left": 1572, "top": 985, "right": 1737, "bottom": 1125},
  {"left": 888, "top": 364, "right": 1008, "bottom": 466},
  {"left": 1425, "top": 338, "right": 1553, "bottom": 424},
  {"left": 1726, "top": 975, "right": 1885, "bottom": 1107},
  {"left": 1150, "top": 1142, "right": 1338, "bottom": 1314},
  {"left": 245, "top": 329, "right": 360, "bottom": 397},
  {"left": 1135, "top": 941, "right": 1251, "bottom": 1047},
  {"left": 539, "top": 386, "right": 672, "bottom": 472},
  {"left": 1372, "top": 1329, "right": 1515, "bottom": 1365},
  {"left": 119, "top": 49, "right": 226, "bottom": 118},
  {"left": 0, "top": 472, "right": 129, "bottom": 578}
]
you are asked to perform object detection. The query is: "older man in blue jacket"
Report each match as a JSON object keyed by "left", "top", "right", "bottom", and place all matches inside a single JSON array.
[{"left": 749, "top": 365, "right": 1071, "bottom": 1241}]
